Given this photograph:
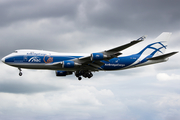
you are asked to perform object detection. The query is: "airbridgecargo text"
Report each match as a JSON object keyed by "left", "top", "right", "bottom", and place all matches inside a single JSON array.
[{"left": 105, "top": 63, "right": 125, "bottom": 67}]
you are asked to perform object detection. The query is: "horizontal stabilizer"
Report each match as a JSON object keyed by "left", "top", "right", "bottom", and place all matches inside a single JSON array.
[{"left": 147, "top": 51, "right": 178, "bottom": 60}]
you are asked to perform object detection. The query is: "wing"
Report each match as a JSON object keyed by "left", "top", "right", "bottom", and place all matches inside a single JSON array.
[
  {"left": 48, "top": 36, "right": 145, "bottom": 71},
  {"left": 72, "top": 35, "right": 146, "bottom": 70},
  {"left": 102, "top": 35, "right": 146, "bottom": 54}
]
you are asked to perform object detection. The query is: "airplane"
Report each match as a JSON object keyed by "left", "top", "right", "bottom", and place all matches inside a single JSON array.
[{"left": 1, "top": 32, "right": 178, "bottom": 80}]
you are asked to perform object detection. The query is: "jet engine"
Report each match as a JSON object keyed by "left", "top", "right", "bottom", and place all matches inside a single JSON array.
[
  {"left": 62, "top": 61, "right": 81, "bottom": 68},
  {"left": 91, "top": 53, "right": 109, "bottom": 61},
  {"left": 55, "top": 70, "right": 73, "bottom": 76}
]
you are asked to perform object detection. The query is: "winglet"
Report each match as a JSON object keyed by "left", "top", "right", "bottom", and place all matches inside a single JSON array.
[
  {"left": 130, "top": 35, "right": 146, "bottom": 44},
  {"left": 137, "top": 35, "right": 146, "bottom": 41}
]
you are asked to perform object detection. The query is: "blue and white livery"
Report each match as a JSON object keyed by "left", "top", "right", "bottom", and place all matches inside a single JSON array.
[{"left": 1, "top": 32, "right": 178, "bottom": 80}]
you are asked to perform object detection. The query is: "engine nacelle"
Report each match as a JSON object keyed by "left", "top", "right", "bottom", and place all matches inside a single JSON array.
[
  {"left": 91, "top": 53, "right": 109, "bottom": 61},
  {"left": 56, "top": 70, "right": 73, "bottom": 76},
  {"left": 62, "top": 61, "right": 75, "bottom": 68},
  {"left": 62, "top": 61, "right": 81, "bottom": 68}
]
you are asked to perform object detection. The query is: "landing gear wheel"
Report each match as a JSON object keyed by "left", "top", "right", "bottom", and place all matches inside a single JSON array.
[
  {"left": 18, "top": 68, "right": 22, "bottom": 76},
  {"left": 78, "top": 77, "right": 82, "bottom": 81},
  {"left": 19, "top": 72, "right": 22, "bottom": 76}
]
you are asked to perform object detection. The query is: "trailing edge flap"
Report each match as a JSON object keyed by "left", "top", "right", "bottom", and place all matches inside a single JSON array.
[{"left": 147, "top": 51, "right": 178, "bottom": 60}]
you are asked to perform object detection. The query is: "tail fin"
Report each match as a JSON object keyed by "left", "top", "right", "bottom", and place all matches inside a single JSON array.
[{"left": 138, "top": 32, "right": 172, "bottom": 57}]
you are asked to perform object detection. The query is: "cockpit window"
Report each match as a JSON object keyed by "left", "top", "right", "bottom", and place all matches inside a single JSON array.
[{"left": 14, "top": 51, "right": 18, "bottom": 53}]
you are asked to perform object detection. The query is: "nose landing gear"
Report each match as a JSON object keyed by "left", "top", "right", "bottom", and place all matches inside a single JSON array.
[{"left": 18, "top": 68, "right": 22, "bottom": 76}]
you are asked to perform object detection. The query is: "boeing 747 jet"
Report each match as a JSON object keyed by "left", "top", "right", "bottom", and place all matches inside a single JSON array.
[{"left": 1, "top": 32, "right": 178, "bottom": 80}]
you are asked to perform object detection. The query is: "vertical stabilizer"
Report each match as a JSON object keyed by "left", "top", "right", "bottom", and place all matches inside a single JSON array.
[
  {"left": 155, "top": 32, "right": 172, "bottom": 41},
  {"left": 138, "top": 32, "right": 172, "bottom": 57},
  {"left": 153, "top": 32, "right": 172, "bottom": 54}
]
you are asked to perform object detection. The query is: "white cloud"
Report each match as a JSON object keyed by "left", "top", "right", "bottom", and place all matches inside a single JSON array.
[
  {"left": 156, "top": 73, "right": 180, "bottom": 81},
  {"left": 0, "top": 85, "right": 129, "bottom": 120},
  {"left": 154, "top": 93, "right": 180, "bottom": 120},
  {"left": 155, "top": 93, "right": 180, "bottom": 107}
]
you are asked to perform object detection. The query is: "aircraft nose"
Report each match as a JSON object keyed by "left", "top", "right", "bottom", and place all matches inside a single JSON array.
[{"left": 1, "top": 57, "right": 5, "bottom": 63}]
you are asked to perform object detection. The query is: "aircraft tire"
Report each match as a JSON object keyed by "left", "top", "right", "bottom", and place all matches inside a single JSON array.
[
  {"left": 78, "top": 77, "right": 82, "bottom": 80},
  {"left": 19, "top": 72, "right": 22, "bottom": 76}
]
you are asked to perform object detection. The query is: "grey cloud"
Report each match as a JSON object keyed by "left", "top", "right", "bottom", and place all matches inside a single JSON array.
[
  {"left": 0, "top": 81, "right": 60, "bottom": 94},
  {"left": 79, "top": 0, "right": 180, "bottom": 35},
  {"left": 0, "top": 0, "right": 81, "bottom": 27},
  {"left": 1, "top": 0, "right": 180, "bottom": 34}
]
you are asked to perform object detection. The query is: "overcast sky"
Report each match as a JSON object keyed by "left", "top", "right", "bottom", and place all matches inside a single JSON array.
[{"left": 0, "top": 0, "right": 180, "bottom": 120}]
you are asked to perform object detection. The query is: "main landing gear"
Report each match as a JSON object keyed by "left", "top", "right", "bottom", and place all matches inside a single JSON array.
[
  {"left": 18, "top": 68, "right": 23, "bottom": 76},
  {"left": 75, "top": 70, "right": 93, "bottom": 81}
]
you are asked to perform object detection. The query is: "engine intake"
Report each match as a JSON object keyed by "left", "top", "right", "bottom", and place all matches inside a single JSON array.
[{"left": 56, "top": 70, "right": 73, "bottom": 76}]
